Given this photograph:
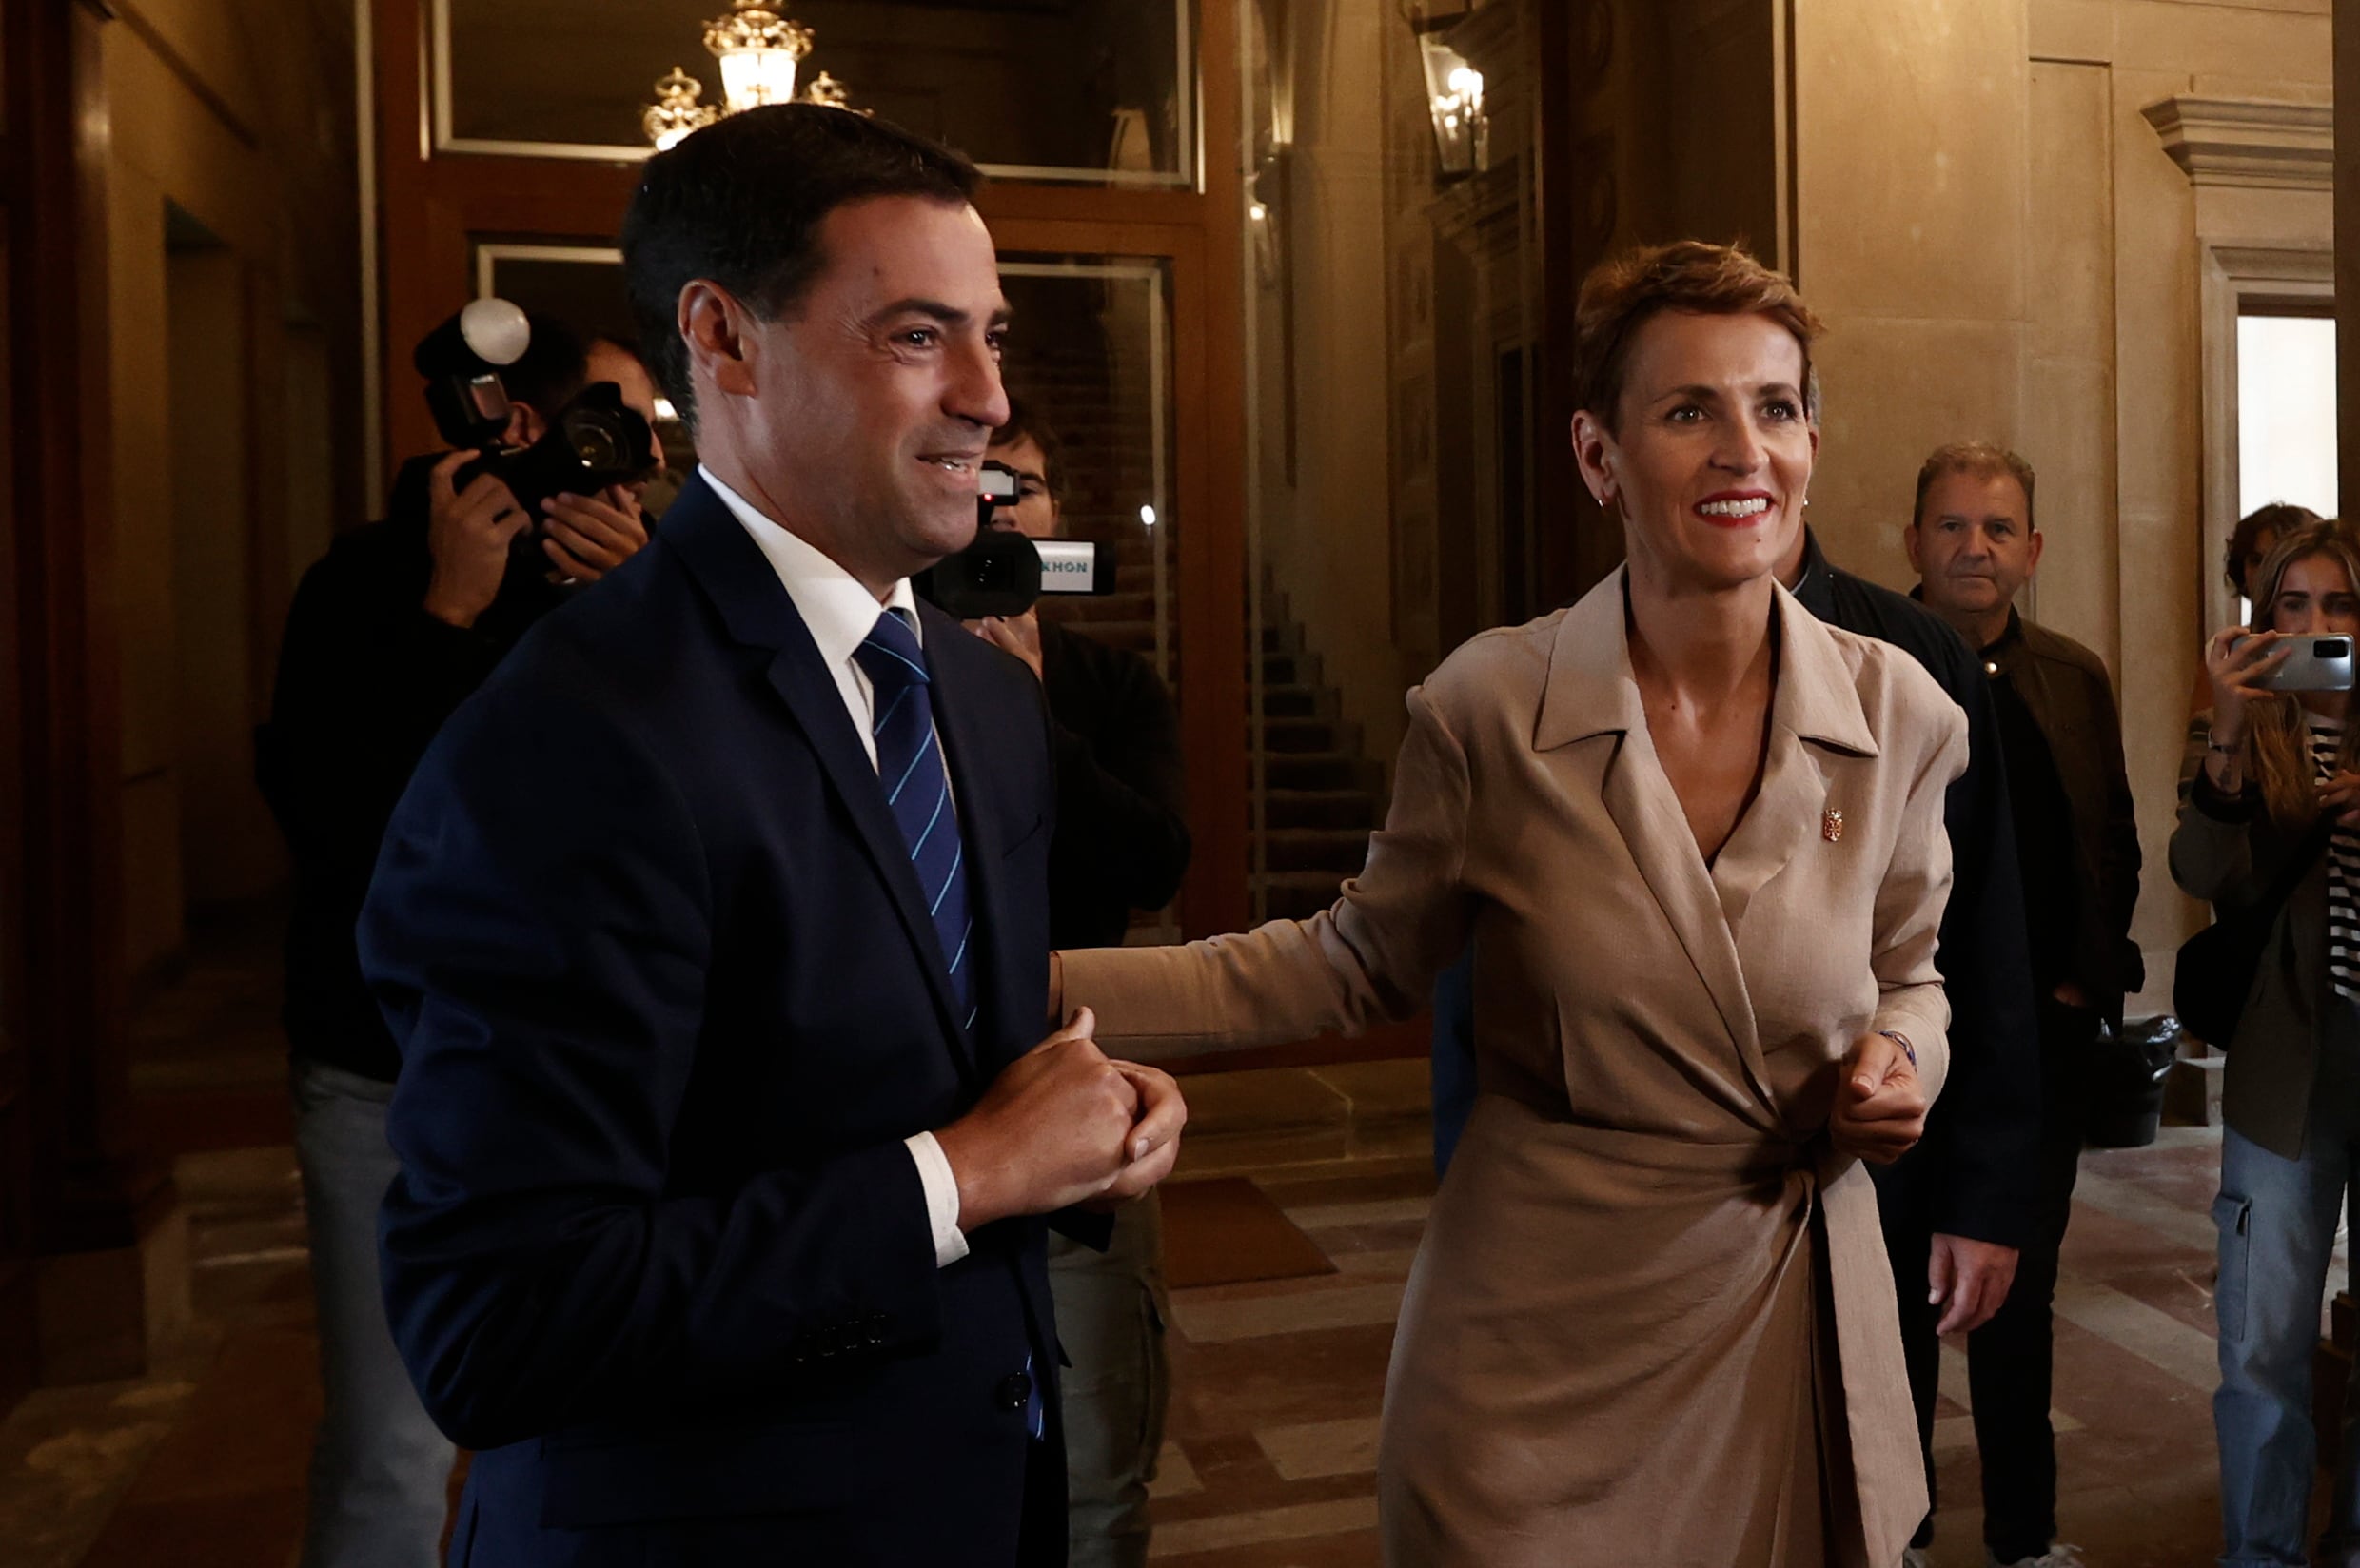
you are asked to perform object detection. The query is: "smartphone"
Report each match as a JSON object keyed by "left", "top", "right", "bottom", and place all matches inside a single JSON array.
[{"left": 2251, "top": 634, "right": 2358, "bottom": 692}]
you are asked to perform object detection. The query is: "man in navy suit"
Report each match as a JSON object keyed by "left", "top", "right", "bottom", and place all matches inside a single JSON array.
[{"left": 360, "top": 104, "right": 1187, "bottom": 1566}]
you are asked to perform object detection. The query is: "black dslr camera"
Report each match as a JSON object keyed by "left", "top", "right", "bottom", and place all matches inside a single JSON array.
[
  {"left": 414, "top": 299, "right": 658, "bottom": 528},
  {"left": 917, "top": 461, "right": 1118, "bottom": 617}
]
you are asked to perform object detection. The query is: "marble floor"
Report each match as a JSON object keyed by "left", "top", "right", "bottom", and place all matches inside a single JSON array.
[{"left": 0, "top": 922, "right": 2321, "bottom": 1566}]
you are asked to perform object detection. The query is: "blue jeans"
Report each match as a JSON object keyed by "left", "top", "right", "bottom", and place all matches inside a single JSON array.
[
  {"left": 2215, "top": 1009, "right": 2360, "bottom": 1568},
  {"left": 1048, "top": 1192, "right": 1170, "bottom": 1568},
  {"left": 291, "top": 1058, "right": 454, "bottom": 1568}
]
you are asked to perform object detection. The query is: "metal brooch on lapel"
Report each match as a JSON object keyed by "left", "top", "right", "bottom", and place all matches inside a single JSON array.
[{"left": 1821, "top": 807, "right": 1844, "bottom": 843}]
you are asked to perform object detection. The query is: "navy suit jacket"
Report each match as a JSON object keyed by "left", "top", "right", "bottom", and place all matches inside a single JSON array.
[{"left": 362, "top": 474, "right": 1066, "bottom": 1565}]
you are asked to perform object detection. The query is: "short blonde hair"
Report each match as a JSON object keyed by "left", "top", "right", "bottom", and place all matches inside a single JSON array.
[{"left": 1572, "top": 241, "right": 1823, "bottom": 429}]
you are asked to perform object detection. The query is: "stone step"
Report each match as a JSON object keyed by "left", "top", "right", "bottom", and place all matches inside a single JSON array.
[
  {"left": 1257, "top": 753, "right": 1385, "bottom": 792},
  {"left": 1257, "top": 715, "right": 1360, "bottom": 755},
  {"left": 1255, "top": 684, "right": 1335, "bottom": 720},
  {"left": 1261, "top": 828, "right": 1373, "bottom": 875},
  {"left": 1261, "top": 651, "right": 1322, "bottom": 687},
  {"left": 1253, "top": 870, "right": 1350, "bottom": 922},
  {"left": 1262, "top": 788, "right": 1383, "bottom": 832}
]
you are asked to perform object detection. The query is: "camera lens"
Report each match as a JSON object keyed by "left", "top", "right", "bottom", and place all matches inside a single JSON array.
[
  {"left": 2320, "top": 638, "right": 2350, "bottom": 657},
  {"left": 564, "top": 412, "right": 625, "bottom": 472}
]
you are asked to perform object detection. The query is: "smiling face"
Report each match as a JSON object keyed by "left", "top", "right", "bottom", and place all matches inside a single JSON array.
[
  {"left": 689, "top": 193, "right": 1011, "bottom": 589},
  {"left": 1905, "top": 468, "right": 2039, "bottom": 620},
  {"left": 1572, "top": 309, "right": 1817, "bottom": 594}
]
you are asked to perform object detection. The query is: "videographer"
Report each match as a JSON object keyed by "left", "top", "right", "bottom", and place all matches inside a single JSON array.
[
  {"left": 256, "top": 312, "right": 662, "bottom": 1568},
  {"left": 973, "top": 400, "right": 1190, "bottom": 1568}
]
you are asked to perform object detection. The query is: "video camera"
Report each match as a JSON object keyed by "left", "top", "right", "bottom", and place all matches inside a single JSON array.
[
  {"left": 414, "top": 298, "right": 659, "bottom": 528},
  {"left": 916, "top": 460, "right": 1118, "bottom": 618}
]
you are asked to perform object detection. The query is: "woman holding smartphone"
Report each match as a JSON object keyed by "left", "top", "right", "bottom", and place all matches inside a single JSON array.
[{"left": 2175, "top": 520, "right": 2360, "bottom": 1565}]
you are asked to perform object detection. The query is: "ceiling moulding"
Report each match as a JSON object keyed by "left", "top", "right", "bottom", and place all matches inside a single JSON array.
[{"left": 2142, "top": 95, "right": 2332, "bottom": 191}]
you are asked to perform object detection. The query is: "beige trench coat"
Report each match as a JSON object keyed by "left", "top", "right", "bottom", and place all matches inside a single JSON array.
[{"left": 1062, "top": 572, "right": 1966, "bottom": 1568}]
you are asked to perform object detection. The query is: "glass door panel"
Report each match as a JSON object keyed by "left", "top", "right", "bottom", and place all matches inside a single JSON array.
[{"left": 999, "top": 255, "right": 1181, "bottom": 941}]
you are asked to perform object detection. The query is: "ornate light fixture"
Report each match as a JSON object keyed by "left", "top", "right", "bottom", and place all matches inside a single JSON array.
[
  {"left": 643, "top": 67, "right": 718, "bottom": 153},
  {"left": 706, "top": 1, "right": 812, "bottom": 113},
  {"left": 1400, "top": 1, "right": 1487, "bottom": 180},
  {"left": 643, "top": 3, "right": 850, "bottom": 150}
]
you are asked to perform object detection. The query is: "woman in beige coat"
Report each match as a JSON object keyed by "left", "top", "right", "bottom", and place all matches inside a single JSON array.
[{"left": 1056, "top": 243, "right": 1966, "bottom": 1566}]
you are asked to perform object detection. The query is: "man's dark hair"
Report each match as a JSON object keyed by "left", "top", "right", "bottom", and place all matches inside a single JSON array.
[
  {"left": 620, "top": 104, "right": 981, "bottom": 424},
  {"left": 501, "top": 312, "right": 590, "bottom": 421},
  {"left": 2226, "top": 501, "right": 2325, "bottom": 597},
  {"left": 587, "top": 330, "right": 645, "bottom": 364},
  {"left": 989, "top": 398, "right": 1068, "bottom": 506},
  {"left": 1912, "top": 441, "right": 2037, "bottom": 535}
]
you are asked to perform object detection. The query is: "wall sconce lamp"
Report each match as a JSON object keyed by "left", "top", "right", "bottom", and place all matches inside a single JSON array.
[
  {"left": 644, "top": 2, "right": 850, "bottom": 151},
  {"left": 1401, "top": 1, "right": 1487, "bottom": 179}
]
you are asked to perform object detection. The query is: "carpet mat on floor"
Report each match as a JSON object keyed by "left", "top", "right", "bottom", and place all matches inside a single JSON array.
[{"left": 1158, "top": 1177, "right": 1337, "bottom": 1289}]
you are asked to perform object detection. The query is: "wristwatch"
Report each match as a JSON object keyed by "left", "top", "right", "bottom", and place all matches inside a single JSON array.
[{"left": 1877, "top": 1029, "right": 1918, "bottom": 1069}]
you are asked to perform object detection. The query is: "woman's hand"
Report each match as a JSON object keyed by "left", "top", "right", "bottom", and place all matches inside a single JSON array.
[
  {"left": 2204, "top": 625, "right": 2288, "bottom": 749},
  {"left": 2321, "top": 770, "right": 2360, "bottom": 829},
  {"left": 1829, "top": 1031, "right": 1925, "bottom": 1165}
]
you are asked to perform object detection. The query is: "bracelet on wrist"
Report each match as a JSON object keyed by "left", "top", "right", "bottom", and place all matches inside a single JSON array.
[{"left": 1877, "top": 1029, "right": 1917, "bottom": 1069}]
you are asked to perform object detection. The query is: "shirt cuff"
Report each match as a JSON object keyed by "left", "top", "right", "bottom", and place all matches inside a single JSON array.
[{"left": 903, "top": 1131, "right": 971, "bottom": 1267}]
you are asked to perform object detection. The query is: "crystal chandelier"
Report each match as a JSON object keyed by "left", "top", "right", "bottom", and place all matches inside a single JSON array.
[{"left": 643, "top": 2, "right": 849, "bottom": 152}]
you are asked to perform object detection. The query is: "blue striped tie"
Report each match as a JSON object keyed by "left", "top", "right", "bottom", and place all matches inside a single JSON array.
[{"left": 854, "top": 609, "right": 976, "bottom": 1033}]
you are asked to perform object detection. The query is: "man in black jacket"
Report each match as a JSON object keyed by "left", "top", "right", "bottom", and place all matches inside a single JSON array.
[
  {"left": 1907, "top": 441, "right": 2143, "bottom": 1568},
  {"left": 1786, "top": 524, "right": 2043, "bottom": 1566},
  {"left": 256, "top": 323, "right": 664, "bottom": 1568},
  {"left": 970, "top": 400, "right": 1190, "bottom": 1568}
]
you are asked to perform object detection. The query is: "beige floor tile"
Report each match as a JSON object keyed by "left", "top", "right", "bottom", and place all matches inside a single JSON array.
[
  {"left": 2053, "top": 1273, "right": 2222, "bottom": 1392},
  {"left": 1150, "top": 1441, "right": 1203, "bottom": 1498},
  {"left": 1170, "top": 1282, "right": 1406, "bottom": 1343},
  {"left": 1255, "top": 1416, "right": 1382, "bottom": 1480},
  {"left": 2072, "top": 1170, "right": 2219, "bottom": 1255},
  {"left": 1148, "top": 1495, "right": 1380, "bottom": 1558},
  {"left": 1283, "top": 1196, "right": 1431, "bottom": 1231}
]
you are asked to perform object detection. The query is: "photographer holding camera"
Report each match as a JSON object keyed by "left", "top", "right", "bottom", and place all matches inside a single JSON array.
[
  {"left": 974, "top": 401, "right": 1191, "bottom": 1568},
  {"left": 256, "top": 308, "right": 663, "bottom": 1568}
]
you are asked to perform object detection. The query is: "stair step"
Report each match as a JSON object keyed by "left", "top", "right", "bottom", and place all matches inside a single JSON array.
[
  {"left": 1254, "top": 684, "right": 1334, "bottom": 720},
  {"left": 1253, "top": 871, "right": 1350, "bottom": 922},
  {"left": 1262, "top": 789, "right": 1383, "bottom": 831},
  {"left": 1260, "top": 652, "right": 1322, "bottom": 686},
  {"left": 1261, "top": 828, "right": 1374, "bottom": 874},
  {"left": 1257, "top": 715, "right": 1361, "bottom": 755},
  {"left": 1257, "top": 754, "right": 1384, "bottom": 792}
]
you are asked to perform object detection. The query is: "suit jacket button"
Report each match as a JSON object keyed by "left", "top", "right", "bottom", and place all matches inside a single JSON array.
[{"left": 994, "top": 1371, "right": 1032, "bottom": 1411}]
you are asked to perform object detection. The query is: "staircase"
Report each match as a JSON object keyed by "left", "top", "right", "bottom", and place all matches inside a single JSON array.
[
  {"left": 1002, "top": 340, "right": 1383, "bottom": 929},
  {"left": 1249, "top": 591, "right": 1385, "bottom": 923}
]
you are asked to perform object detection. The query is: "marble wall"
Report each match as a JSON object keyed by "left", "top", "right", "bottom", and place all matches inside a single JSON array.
[
  {"left": 101, "top": 0, "right": 361, "bottom": 983},
  {"left": 1778, "top": 0, "right": 2330, "bottom": 1012}
]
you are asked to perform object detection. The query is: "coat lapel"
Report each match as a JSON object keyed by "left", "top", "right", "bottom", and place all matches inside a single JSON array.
[
  {"left": 1539, "top": 574, "right": 1764, "bottom": 1086},
  {"left": 660, "top": 477, "right": 980, "bottom": 1084},
  {"left": 1707, "top": 586, "right": 1879, "bottom": 933}
]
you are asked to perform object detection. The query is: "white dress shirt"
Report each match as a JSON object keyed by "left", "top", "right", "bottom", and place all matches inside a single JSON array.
[{"left": 703, "top": 465, "right": 970, "bottom": 1268}]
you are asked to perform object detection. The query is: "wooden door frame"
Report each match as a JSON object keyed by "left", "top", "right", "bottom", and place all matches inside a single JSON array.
[{"left": 373, "top": 0, "right": 1249, "bottom": 939}]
